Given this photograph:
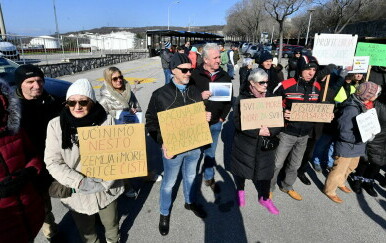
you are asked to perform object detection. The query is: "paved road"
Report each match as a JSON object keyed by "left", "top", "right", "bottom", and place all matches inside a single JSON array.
[{"left": 35, "top": 57, "right": 386, "bottom": 243}]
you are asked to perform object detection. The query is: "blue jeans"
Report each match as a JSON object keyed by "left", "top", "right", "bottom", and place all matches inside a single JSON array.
[
  {"left": 163, "top": 69, "right": 171, "bottom": 84},
  {"left": 312, "top": 134, "right": 335, "bottom": 168},
  {"left": 160, "top": 148, "right": 201, "bottom": 216},
  {"left": 202, "top": 121, "right": 223, "bottom": 180},
  {"left": 227, "top": 64, "right": 234, "bottom": 78}
]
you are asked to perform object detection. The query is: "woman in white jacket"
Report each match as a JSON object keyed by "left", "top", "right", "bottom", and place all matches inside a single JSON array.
[{"left": 44, "top": 79, "right": 124, "bottom": 242}]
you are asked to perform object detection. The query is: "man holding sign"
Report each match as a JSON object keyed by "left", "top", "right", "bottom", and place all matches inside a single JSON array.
[
  {"left": 146, "top": 53, "right": 211, "bottom": 236},
  {"left": 270, "top": 55, "right": 322, "bottom": 201}
]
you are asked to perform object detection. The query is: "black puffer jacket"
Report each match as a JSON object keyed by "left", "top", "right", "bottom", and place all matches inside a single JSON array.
[
  {"left": 258, "top": 65, "right": 280, "bottom": 94},
  {"left": 367, "top": 85, "right": 386, "bottom": 166},
  {"left": 145, "top": 81, "right": 202, "bottom": 145},
  {"left": 190, "top": 64, "right": 232, "bottom": 125},
  {"left": 370, "top": 66, "right": 386, "bottom": 86},
  {"left": 239, "top": 66, "right": 251, "bottom": 86},
  {"left": 230, "top": 81, "right": 282, "bottom": 181}
]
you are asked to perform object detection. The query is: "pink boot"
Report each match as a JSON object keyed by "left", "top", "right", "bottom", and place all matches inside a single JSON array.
[
  {"left": 258, "top": 197, "right": 280, "bottom": 215},
  {"left": 237, "top": 190, "right": 245, "bottom": 207}
]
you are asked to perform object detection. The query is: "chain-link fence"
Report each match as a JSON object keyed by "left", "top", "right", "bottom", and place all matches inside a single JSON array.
[{"left": 1, "top": 34, "right": 147, "bottom": 64}]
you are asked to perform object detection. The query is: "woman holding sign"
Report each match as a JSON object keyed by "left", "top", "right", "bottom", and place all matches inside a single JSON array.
[
  {"left": 231, "top": 68, "right": 281, "bottom": 215},
  {"left": 44, "top": 79, "right": 124, "bottom": 242}
]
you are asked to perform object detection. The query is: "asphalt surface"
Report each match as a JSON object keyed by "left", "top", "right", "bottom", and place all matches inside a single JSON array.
[{"left": 35, "top": 57, "right": 386, "bottom": 243}]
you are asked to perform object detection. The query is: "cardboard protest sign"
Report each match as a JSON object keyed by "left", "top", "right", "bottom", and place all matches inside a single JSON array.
[
  {"left": 356, "top": 108, "right": 381, "bottom": 143},
  {"left": 240, "top": 96, "right": 284, "bottom": 130},
  {"left": 290, "top": 103, "right": 334, "bottom": 123},
  {"left": 349, "top": 56, "right": 370, "bottom": 74},
  {"left": 355, "top": 42, "right": 386, "bottom": 67},
  {"left": 313, "top": 34, "right": 358, "bottom": 66},
  {"left": 157, "top": 102, "right": 212, "bottom": 156},
  {"left": 78, "top": 124, "right": 147, "bottom": 180}
]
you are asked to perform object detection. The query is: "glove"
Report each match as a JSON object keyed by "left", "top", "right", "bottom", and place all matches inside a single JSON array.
[
  {"left": 49, "top": 180, "right": 73, "bottom": 198},
  {"left": 77, "top": 177, "right": 106, "bottom": 194}
]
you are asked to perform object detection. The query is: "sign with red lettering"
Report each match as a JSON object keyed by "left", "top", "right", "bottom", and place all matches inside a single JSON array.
[
  {"left": 240, "top": 96, "right": 284, "bottom": 130},
  {"left": 290, "top": 103, "right": 334, "bottom": 123},
  {"left": 77, "top": 124, "right": 147, "bottom": 180},
  {"left": 157, "top": 102, "right": 212, "bottom": 156}
]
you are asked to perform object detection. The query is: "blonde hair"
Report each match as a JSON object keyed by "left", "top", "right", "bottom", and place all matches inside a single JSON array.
[{"left": 103, "top": 67, "right": 122, "bottom": 86}]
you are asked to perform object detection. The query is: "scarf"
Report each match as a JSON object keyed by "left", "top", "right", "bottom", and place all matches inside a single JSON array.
[
  {"left": 60, "top": 102, "right": 107, "bottom": 149},
  {"left": 249, "top": 84, "right": 266, "bottom": 98}
]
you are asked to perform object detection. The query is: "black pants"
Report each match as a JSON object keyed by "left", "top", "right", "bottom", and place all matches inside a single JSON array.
[
  {"left": 233, "top": 175, "right": 270, "bottom": 200},
  {"left": 355, "top": 157, "right": 381, "bottom": 180}
]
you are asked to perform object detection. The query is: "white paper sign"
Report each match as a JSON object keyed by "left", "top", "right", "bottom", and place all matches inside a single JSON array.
[
  {"left": 349, "top": 56, "right": 370, "bottom": 74},
  {"left": 313, "top": 34, "right": 358, "bottom": 66},
  {"left": 356, "top": 108, "right": 380, "bottom": 143},
  {"left": 209, "top": 82, "right": 232, "bottom": 101}
]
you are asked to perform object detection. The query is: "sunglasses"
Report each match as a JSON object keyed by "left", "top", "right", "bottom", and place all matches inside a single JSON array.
[
  {"left": 112, "top": 75, "right": 124, "bottom": 81},
  {"left": 257, "top": 81, "right": 269, "bottom": 85},
  {"left": 176, "top": 67, "right": 193, "bottom": 73},
  {"left": 66, "top": 100, "right": 90, "bottom": 107}
]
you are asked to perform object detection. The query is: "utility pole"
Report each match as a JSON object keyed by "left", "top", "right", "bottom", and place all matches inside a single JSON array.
[{"left": 0, "top": 3, "right": 7, "bottom": 39}]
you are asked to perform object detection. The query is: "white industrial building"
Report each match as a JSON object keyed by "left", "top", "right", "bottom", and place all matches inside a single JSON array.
[
  {"left": 88, "top": 31, "right": 135, "bottom": 50},
  {"left": 29, "top": 36, "right": 60, "bottom": 49}
]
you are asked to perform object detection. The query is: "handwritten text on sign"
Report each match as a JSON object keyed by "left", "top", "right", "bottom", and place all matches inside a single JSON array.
[
  {"left": 290, "top": 103, "right": 334, "bottom": 123},
  {"left": 78, "top": 124, "right": 147, "bottom": 180},
  {"left": 356, "top": 108, "right": 381, "bottom": 143},
  {"left": 157, "top": 102, "right": 212, "bottom": 156},
  {"left": 355, "top": 42, "right": 386, "bottom": 67},
  {"left": 240, "top": 96, "right": 284, "bottom": 130}
]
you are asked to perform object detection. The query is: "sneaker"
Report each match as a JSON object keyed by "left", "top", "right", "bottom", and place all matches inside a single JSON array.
[
  {"left": 153, "top": 174, "right": 163, "bottom": 182},
  {"left": 258, "top": 198, "right": 280, "bottom": 215},
  {"left": 280, "top": 188, "right": 302, "bottom": 201},
  {"left": 184, "top": 203, "right": 207, "bottom": 218},
  {"left": 313, "top": 163, "right": 322, "bottom": 173},
  {"left": 237, "top": 190, "right": 245, "bottom": 207}
]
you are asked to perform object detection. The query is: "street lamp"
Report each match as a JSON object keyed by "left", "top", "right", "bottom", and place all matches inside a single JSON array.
[
  {"left": 305, "top": 9, "right": 315, "bottom": 46},
  {"left": 168, "top": 1, "right": 180, "bottom": 30}
]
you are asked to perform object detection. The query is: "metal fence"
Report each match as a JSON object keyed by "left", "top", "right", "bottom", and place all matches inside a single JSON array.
[{"left": 1, "top": 34, "right": 147, "bottom": 64}]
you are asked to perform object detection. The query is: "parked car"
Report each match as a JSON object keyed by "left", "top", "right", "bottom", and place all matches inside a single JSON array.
[
  {"left": 244, "top": 45, "right": 266, "bottom": 59},
  {"left": 0, "top": 39, "right": 20, "bottom": 60},
  {"left": 277, "top": 44, "right": 303, "bottom": 58},
  {"left": 0, "top": 57, "right": 71, "bottom": 98},
  {"left": 286, "top": 47, "right": 312, "bottom": 58},
  {"left": 240, "top": 43, "right": 253, "bottom": 54}
]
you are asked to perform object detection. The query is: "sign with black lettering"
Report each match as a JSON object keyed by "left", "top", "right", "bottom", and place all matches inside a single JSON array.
[
  {"left": 157, "top": 102, "right": 212, "bottom": 156},
  {"left": 356, "top": 108, "right": 381, "bottom": 142},
  {"left": 240, "top": 96, "right": 284, "bottom": 130},
  {"left": 77, "top": 124, "right": 147, "bottom": 180},
  {"left": 290, "top": 103, "right": 334, "bottom": 123}
]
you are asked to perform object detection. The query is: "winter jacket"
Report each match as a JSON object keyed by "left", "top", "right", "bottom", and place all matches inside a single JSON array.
[
  {"left": 334, "top": 95, "right": 368, "bottom": 158},
  {"left": 44, "top": 116, "right": 124, "bottom": 215},
  {"left": 190, "top": 64, "right": 232, "bottom": 125},
  {"left": 239, "top": 66, "right": 251, "bottom": 86},
  {"left": 367, "top": 87, "right": 386, "bottom": 166},
  {"left": 0, "top": 82, "right": 45, "bottom": 243},
  {"left": 99, "top": 80, "right": 141, "bottom": 120},
  {"left": 230, "top": 84, "right": 282, "bottom": 181},
  {"left": 258, "top": 65, "right": 280, "bottom": 93},
  {"left": 370, "top": 66, "right": 386, "bottom": 86},
  {"left": 160, "top": 49, "right": 173, "bottom": 69},
  {"left": 145, "top": 81, "right": 203, "bottom": 145},
  {"left": 273, "top": 77, "right": 321, "bottom": 137}
]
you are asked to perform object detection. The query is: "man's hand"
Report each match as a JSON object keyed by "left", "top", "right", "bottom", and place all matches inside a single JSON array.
[
  {"left": 206, "top": 112, "right": 212, "bottom": 122},
  {"left": 259, "top": 126, "right": 270, "bottom": 136},
  {"left": 201, "top": 91, "right": 212, "bottom": 100},
  {"left": 162, "top": 144, "right": 173, "bottom": 159},
  {"left": 284, "top": 109, "right": 291, "bottom": 120}
]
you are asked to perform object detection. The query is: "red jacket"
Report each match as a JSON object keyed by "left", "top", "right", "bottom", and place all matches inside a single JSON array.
[{"left": 0, "top": 129, "right": 45, "bottom": 242}]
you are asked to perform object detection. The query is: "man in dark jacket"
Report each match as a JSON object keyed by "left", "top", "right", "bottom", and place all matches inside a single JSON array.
[
  {"left": 287, "top": 49, "right": 302, "bottom": 79},
  {"left": 146, "top": 53, "right": 209, "bottom": 236},
  {"left": 324, "top": 82, "right": 381, "bottom": 203},
  {"left": 270, "top": 55, "right": 323, "bottom": 201},
  {"left": 190, "top": 43, "right": 232, "bottom": 193},
  {"left": 14, "top": 64, "right": 65, "bottom": 240},
  {"left": 257, "top": 51, "right": 281, "bottom": 93},
  {"left": 160, "top": 41, "right": 173, "bottom": 84}
]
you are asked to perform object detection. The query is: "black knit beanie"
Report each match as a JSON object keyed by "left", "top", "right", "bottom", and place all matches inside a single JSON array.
[{"left": 14, "top": 64, "right": 45, "bottom": 91}]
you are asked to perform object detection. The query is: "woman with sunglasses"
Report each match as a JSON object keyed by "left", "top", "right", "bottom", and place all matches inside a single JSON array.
[
  {"left": 100, "top": 67, "right": 141, "bottom": 124},
  {"left": 44, "top": 79, "right": 124, "bottom": 242},
  {"left": 230, "top": 68, "right": 281, "bottom": 214}
]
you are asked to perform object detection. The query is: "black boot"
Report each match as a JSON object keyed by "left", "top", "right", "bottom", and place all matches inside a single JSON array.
[
  {"left": 362, "top": 182, "right": 378, "bottom": 197},
  {"left": 185, "top": 203, "right": 207, "bottom": 218},
  {"left": 159, "top": 214, "right": 170, "bottom": 236},
  {"left": 298, "top": 174, "right": 311, "bottom": 185},
  {"left": 350, "top": 179, "right": 362, "bottom": 194}
]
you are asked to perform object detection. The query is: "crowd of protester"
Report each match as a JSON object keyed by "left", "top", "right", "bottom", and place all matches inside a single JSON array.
[{"left": 0, "top": 41, "right": 385, "bottom": 242}]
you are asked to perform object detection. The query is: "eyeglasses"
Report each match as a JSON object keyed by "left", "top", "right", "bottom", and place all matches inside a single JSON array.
[
  {"left": 257, "top": 81, "right": 269, "bottom": 85},
  {"left": 112, "top": 75, "right": 124, "bottom": 81},
  {"left": 66, "top": 100, "right": 90, "bottom": 107},
  {"left": 176, "top": 67, "right": 193, "bottom": 73}
]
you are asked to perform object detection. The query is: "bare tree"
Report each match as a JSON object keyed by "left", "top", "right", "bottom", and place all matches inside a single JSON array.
[{"left": 263, "top": 0, "right": 310, "bottom": 63}]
